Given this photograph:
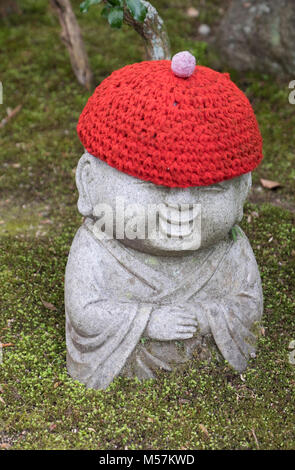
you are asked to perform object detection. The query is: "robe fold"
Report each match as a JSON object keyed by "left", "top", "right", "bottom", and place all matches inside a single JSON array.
[{"left": 65, "top": 218, "right": 263, "bottom": 389}]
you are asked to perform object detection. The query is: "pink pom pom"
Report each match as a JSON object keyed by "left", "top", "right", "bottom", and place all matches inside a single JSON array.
[{"left": 171, "top": 51, "right": 196, "bottom": 78}]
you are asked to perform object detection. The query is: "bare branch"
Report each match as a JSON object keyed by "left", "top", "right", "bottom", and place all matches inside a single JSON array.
[{"left": 50, "top": 0, "right": 93, "bottom": 90}]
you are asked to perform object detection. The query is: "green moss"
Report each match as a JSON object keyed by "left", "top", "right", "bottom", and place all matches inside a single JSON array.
[
  {"left": 0, "top": 0, "right": 295, "bottom": 451},
  {"left": 1, "top": 204, "right": 294, "bottom": 450}
]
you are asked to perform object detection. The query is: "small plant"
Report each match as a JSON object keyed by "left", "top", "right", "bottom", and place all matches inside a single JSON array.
[
  {"left": 80, "top": 0, "right": 147, "bottom": 29},
  {"left": 231, "top": 225, "right": 244, "bottom": 242}
]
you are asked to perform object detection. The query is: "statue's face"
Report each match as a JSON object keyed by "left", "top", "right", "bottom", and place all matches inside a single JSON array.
[{"left": 77, "top": 153, "right": 251, "bottom": 255}]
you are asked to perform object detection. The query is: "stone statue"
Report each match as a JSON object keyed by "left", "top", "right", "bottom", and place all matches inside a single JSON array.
[{"left": 65, "top": 52, "right": 264, "bottom": 389}]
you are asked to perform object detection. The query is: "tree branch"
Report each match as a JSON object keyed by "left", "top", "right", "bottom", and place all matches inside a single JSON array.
[
  {"left": 50, "top": 0, "right": 93, "bottom": 90},
  {"left": 105, "top": 0, "right": 171, "bottom": 60}
]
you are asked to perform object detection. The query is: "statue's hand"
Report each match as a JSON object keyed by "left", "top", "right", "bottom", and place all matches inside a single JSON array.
[{"left": 144, "top": 305, "right": 198, "bottom": 341}]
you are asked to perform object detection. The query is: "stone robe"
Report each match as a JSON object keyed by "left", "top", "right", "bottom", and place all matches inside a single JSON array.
[{"left": 65, "top": 218, "right": 263, "bottom": 389}]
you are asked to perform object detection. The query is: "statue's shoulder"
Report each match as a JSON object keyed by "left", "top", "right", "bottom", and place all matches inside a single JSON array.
[
  {"left": 207, "top": 228, "right": 261, "bottom": 297},
  {"left": 230, "top": 226, "right": 256, "bottom": 257},
  {"left": 224, "top": 226, "right": 261, "bottom": 279},
  {"left": 67, "top": 223, "right": 104, "bottom": 268}
]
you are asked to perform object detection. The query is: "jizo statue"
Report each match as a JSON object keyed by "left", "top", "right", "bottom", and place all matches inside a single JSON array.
[{"left": 65, "top": 52, "right": 264, "bottom": 389}]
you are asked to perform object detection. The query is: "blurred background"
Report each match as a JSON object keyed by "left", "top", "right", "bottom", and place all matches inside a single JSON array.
[{"left": 0, "top": 0, "right": 294, "bottom": 217}]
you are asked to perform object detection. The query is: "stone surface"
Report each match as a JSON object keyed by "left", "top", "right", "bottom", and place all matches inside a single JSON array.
[
  {"left": 65, "top": 152, "right": 263, "bottom": 389},
  {"left": 216, "top": 0, "right": 295, "bottom": 78}
]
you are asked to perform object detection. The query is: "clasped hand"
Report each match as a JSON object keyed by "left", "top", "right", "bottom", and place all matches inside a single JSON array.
[{"left": 144, "top": 304, "right": 198, "bottom": 341}]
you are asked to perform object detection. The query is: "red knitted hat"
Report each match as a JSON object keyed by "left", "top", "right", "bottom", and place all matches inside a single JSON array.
[{"left": 77, "top": 52, "right": 263, "bottom": 188}]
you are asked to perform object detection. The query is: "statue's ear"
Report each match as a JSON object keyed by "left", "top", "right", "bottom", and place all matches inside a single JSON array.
[{"left": 76, "top": 152, "right": 94, "bottom": 216}]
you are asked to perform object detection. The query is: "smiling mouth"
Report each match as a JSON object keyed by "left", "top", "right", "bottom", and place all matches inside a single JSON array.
[{"left": 158, "top": 204, "right": 200, "bottom": 239}]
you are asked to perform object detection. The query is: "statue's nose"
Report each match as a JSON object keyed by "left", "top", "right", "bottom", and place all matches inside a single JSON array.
[{"left": 164, "top": 188, "right": 196, "bottom": 207}]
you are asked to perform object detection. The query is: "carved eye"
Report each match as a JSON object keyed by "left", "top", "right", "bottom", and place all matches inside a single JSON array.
[
  {"left": 201, "top": 183, "right": 228, "bottom": 193},
  {"left": 133, "top": 180, "right": 153, "bottom": 187}
]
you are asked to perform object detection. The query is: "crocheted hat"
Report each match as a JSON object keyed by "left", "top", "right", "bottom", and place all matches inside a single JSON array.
[{"left": 77, "top": 51, "right": 263, "bottom": 188}]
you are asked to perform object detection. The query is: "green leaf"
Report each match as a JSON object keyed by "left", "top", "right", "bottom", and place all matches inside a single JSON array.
[
  {"left": 236, "top": 226, "right": 245, "bottom": 238},
  {"left": 80, "top": 0, "right": 102, "bottom": 14},
  {"left": 101, "top": 5, "right": 111, "bottom": 18},
  {"left": 231, "top": 227, "right": 237, "bottom": 242},
  {"left": 107, "top": 6, "right": 124, "bottom": 28},
  {"left": 126, "top": 0, "right": 147, "bottom": 22},
  {"left": 107, "top": 0, "right": 123, "bottom": 6}
]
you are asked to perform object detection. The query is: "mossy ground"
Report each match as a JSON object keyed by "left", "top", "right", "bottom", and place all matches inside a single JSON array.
[{"left": 0, "top": 0, "right": 294, "bottom": 450}]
